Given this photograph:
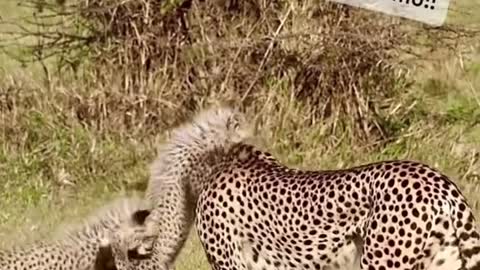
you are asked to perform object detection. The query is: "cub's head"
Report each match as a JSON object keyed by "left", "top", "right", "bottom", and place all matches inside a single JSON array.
[{"left": 94, "top": 209, "right": 152, "bottom": 270}]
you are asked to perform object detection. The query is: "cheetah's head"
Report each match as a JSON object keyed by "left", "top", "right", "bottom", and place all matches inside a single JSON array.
[
  {"left": 94, "top": 209, "right": 152, "bottom": 270},
  {"left": 194, "top": 104, "right": 254, "bottom": 146}
]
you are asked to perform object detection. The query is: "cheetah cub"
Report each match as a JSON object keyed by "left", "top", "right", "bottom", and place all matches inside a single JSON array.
[{"left": 0, "top": 195, "right": 151, "bottom": 270}]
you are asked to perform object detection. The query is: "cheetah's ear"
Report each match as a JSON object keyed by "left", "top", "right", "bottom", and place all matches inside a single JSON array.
[
  {"left": 131, "top": 209, "right": 151, "bottom": 225},
  {"left": 94, "top": 244, "right": 116, "bottom": 270}
]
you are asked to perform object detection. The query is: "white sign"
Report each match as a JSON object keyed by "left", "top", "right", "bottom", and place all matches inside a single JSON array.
[{"left": 329, "top": 0, "right": 450, "bottom": 26}]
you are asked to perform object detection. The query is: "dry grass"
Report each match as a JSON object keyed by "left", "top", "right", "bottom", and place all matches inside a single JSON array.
[
  {"left": 1, "top": 0, "right": 424, "bottom": 143},
  {"left": 0, "top": 0, "right": 479, "bottom": 269}
]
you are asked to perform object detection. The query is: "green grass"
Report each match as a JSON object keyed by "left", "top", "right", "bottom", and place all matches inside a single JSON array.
[{"left": 0, "top": 0, "right": 479, "bottom": 269}]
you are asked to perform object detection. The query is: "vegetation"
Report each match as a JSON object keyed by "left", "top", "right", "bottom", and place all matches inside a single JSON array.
[{"left": 0, "top": 0, "right": 479, "bottom": 268}]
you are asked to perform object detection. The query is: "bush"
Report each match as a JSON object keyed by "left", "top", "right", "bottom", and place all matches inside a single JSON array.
[{"left": 2, "top": 0, "right": 475, "bottom": 144}]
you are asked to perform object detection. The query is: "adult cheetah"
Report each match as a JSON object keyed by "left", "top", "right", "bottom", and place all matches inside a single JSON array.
[
  {"left": 0, "top": 195, "right": 152, "bottom": 270},
  {"left": 131, "top": 106, "right": 480, "bottom": 270}
]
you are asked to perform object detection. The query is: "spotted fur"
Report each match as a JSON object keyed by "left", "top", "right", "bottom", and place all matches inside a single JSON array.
[
  {"left": 132, "top": 106, "right": 480, "bottom": 270},
  {"left": 0, "top": 195, "right": 151, "bottom": 270}
]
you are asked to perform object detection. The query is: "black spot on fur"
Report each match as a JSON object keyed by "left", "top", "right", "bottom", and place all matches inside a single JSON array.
[
  {"left": 128, "top": 248, "right": 152, "bottom": 260},
  {"left": 132, "top": 209, "right": 151, "bottom": 225},
  {"left": 95, "top": 245, "right": 117, "bottom": 270}
]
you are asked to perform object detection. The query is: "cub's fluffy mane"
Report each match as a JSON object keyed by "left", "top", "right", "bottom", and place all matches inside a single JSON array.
[{"left": 146, "top": 105, "right": 253, "bottom": 200}]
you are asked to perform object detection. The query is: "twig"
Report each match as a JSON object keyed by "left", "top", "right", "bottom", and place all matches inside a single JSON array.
[{"left": 240, "top": 4, "right": 293, "bottom": 102}]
